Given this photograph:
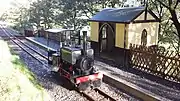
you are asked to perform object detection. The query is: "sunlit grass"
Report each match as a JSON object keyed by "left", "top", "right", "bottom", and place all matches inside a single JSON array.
[
  {"left": 0, "top": 40, "right": 49, "bottom": 101},
  {"left": 11, "top": 55, "right": 43, "bottom": 90}
]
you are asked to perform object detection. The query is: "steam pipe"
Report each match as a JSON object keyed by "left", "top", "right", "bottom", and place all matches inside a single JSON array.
[{"left": 78, "top": 30, "right": 81, "bottom": 45}]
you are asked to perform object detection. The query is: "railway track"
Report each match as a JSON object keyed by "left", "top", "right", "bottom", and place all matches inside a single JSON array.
[
  {"left": 78, "top": 88, "right": 117, "bottom": 101},
  {"left": 1, "top": 27, "right": 48, "bottom": 66}
]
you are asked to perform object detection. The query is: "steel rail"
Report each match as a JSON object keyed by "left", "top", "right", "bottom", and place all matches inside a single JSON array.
[
  {"left": 94, "top": 88, "right": 117, "bottom": 101},
  {"left": 76, "top": 88, "right": 117, "bottom": 101},
  {"left": 1, "top": 27, "right": 48, "bottom": 67},
  {"left": 76, "top": 90, "right": 96, "bottom": 101},
  {"left": 3, "top": 28, "right": 48, "bottom": 60}
]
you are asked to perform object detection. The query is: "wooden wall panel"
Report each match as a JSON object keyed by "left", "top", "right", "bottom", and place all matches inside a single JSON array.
[
  {"left": 115, "top": 24, "right": 125, "bottom": 48},
  {"left": 90, "top": 22, "right": 99, "bottom": 42}
]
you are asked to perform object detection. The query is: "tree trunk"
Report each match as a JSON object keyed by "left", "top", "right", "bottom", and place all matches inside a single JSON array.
[
  {"left": 169, "top": 9, "right": 180, "bottom": 54},
  {"left": 169, "top": 9, "right": 180, "bottom": 40},
  {"left": 178, "top": 40, "right": 180, "bottom": 53}
]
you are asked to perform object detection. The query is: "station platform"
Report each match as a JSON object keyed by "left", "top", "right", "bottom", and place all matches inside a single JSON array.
[
  {"left": 26, "top": 36, "right": 180, "bottom": 101},
  {"left": 26, "top": 37, "right": 58, "bottom": 51}
]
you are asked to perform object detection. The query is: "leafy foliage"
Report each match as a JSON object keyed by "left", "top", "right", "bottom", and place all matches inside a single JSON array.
[
  {"left": 3, "top": 0, "right": 127, "bottom": 31},
  {"left": 148, "top": 0, "right": 180, "bottom": 53}
]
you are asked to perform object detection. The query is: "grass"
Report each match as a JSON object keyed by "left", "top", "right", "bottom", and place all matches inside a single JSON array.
[
  {"left": 0, "top": 40, "right": 49, "bottom": 101},
  {"left": 11, "top": 55, "right": 43, "bottom": 90}
]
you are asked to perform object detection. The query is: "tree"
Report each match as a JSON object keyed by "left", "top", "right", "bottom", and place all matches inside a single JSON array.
[
  {"left": 153, "top": 0, "right": 180, "bottom": 53},
  {"left": 0, "top": 13, "right": 8, "bottom": 21},
  {"left": 10, "top": 6, "right": 31, "bottom": 30},
  {"left": 29, "top": 1, "right": 42, "bottom": 29},
  {"left": 5, "top": 0, "right": 127, "bottom": 32},
  {"left": 28, "top": 0, "right": 56, "bottom": 29}
]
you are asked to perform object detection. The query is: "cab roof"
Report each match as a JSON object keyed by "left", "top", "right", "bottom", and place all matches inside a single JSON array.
[{"left": 45, "top": 28, "right": 74, "bottom": 33}]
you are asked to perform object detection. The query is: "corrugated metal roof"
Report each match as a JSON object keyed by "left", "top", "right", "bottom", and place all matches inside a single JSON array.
[
  {"left": 89, "top": 7, "right": 145, "bottom": 23},
  {"left": 45, "top": 28, "right": 73, "bottom": 33}
]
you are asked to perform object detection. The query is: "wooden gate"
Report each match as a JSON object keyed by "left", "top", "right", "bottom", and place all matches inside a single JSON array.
[{"left": 129, "top": 44, "right": 180, "bottom": 82}]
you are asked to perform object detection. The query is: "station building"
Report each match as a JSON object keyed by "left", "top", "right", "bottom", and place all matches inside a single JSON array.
[{"left": 89, "top": 7, "right": 160, "bottom": 64}]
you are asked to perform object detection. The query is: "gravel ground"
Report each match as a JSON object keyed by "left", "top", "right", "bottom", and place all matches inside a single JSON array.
[
  {"left": 0, "top": 28, "right": 8, "bottom": 37},
  {"left": 99, "top": 83, "right": 139, "bottom": 101},
  {"left": 84, "top": 82, "right": 139, "bottom": 101},
  {"left": 85, "top": 88, "right": 106, "bottom": 101}
]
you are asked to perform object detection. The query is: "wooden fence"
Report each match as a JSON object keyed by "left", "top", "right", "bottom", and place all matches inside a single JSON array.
[{"left": 129, "top": 44, "right": 180, "bottom": 82}]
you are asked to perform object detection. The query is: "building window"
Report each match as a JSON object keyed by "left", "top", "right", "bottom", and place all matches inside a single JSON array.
[{"left": 141, "top": 29, "right": 147, "bottom": 46}]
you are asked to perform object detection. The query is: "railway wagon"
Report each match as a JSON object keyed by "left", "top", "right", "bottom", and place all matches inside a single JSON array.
[
  {"left": 24, "top": 30, "right": 34, "bottom": 37},
  {"left": 89, "top": 6, "right": 160, "bottom": 65}
]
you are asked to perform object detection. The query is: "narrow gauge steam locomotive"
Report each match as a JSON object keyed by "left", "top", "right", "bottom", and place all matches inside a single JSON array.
[{"left": 46, "top": 29, "right": 103, "bottom": 90}]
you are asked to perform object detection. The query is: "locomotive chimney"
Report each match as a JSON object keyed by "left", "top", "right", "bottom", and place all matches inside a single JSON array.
[{"left": 82, "top": 31, "right": 87, "bottom": 56}]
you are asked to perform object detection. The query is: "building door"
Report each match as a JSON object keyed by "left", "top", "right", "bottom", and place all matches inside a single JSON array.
[
  {"left": 99, "top": 23, "right": 115, "bottom": 53},
  {"left": 101, "top": 25, "right": 107, "bottom": 52}
]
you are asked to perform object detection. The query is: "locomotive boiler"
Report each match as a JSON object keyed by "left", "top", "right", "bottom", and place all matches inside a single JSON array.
[{"left": 49, "top": 30, "right": 103, "bottom": 90}]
